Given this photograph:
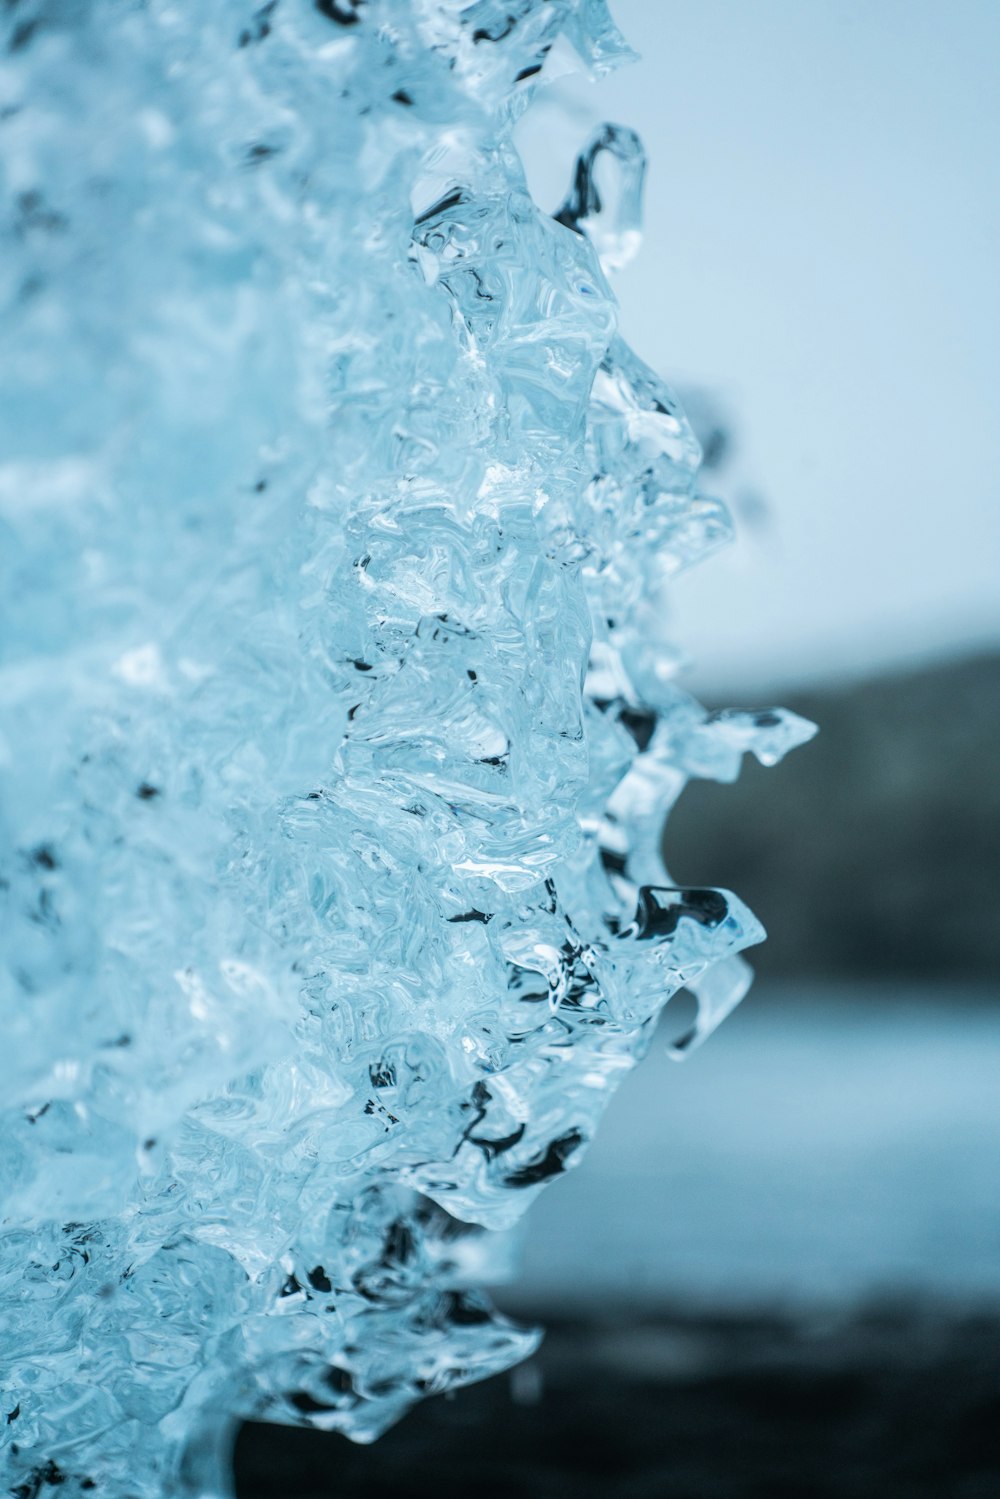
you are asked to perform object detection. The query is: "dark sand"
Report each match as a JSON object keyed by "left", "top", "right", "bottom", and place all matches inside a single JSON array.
[{"left": 236, "top": 1302, "right": 1000, "bottom": 1498}]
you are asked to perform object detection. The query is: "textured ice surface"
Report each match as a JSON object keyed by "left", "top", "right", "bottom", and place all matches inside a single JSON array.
[{"left": 0, "top": 2, "right": 814, "bottom": 1495}]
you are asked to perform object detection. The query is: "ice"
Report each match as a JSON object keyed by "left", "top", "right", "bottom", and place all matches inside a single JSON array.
[{"left": 0, "top": 2, "right": 814, "bottom": 1495}]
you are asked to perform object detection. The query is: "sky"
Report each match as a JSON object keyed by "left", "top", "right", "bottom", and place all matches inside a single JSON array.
[{"left": 517, "top": 0, "right": 1000, "bottom": 694}]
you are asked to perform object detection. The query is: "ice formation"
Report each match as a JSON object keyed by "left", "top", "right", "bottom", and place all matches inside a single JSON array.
[{"left": 0, "top": 2, "right": 815, "bottom": 1495}]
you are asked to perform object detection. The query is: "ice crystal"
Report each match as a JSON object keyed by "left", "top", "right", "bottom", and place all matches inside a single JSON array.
[{"left": 0, "top": 2, "right": 814, "bottom": 1495}]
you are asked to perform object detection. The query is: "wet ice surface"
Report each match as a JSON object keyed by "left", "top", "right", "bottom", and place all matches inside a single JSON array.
[
  {"left": 511, "top": 984, "right": 1000, "bottom": 1308},
  {"left": 0, "top": 2, "right": 814, "bottom": 1495}
]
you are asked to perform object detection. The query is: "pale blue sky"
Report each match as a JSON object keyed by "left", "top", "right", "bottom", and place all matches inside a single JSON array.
[{"left": 519, "top": 0, "right": 1000, "bottom": 693}]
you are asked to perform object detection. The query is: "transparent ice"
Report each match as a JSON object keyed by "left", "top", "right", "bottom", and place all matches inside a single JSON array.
[{"left": 0, "top": 2, "right": 815, "bottom": 1495}]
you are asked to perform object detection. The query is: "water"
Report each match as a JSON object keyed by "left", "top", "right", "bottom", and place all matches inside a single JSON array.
[{"left": 511, "top": 983, "right": 1000, "bottom": 1308}]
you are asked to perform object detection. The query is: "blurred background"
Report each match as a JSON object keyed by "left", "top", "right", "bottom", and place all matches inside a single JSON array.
[{"left": 239, "top": 2, "right": 999, "bottom": 1494}]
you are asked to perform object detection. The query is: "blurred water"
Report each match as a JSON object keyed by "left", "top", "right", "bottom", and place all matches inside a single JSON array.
[{"left": 509, "top": 984, "right": 1000, "bottom": 1309}]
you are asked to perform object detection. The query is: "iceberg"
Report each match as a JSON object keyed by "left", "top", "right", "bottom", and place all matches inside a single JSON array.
[{"left": 0, "top": 2, "right": 814, "bottom": 1494}]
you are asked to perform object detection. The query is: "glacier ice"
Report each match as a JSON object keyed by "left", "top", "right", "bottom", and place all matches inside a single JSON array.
[{"left": 0, "top": 2, "right": 815, "bottom": 1495}]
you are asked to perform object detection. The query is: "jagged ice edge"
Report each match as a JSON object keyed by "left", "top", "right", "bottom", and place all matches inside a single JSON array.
[{"left": 0, "top": 3, "right": 815, "bottom": 1496}]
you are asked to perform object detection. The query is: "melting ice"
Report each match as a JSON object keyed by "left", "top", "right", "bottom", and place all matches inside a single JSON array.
[{"left": 0, "top": 2, "right": 814, "bottom": 1495}]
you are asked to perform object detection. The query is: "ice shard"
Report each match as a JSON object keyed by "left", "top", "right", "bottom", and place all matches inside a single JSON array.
[{"left": 0, "top": 2, "right": 815, "bottom": 1495}]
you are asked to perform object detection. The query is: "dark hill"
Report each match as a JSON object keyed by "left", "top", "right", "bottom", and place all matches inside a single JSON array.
[{"left": 663, "top": 651, "right": 1000, "bottom": 981}]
